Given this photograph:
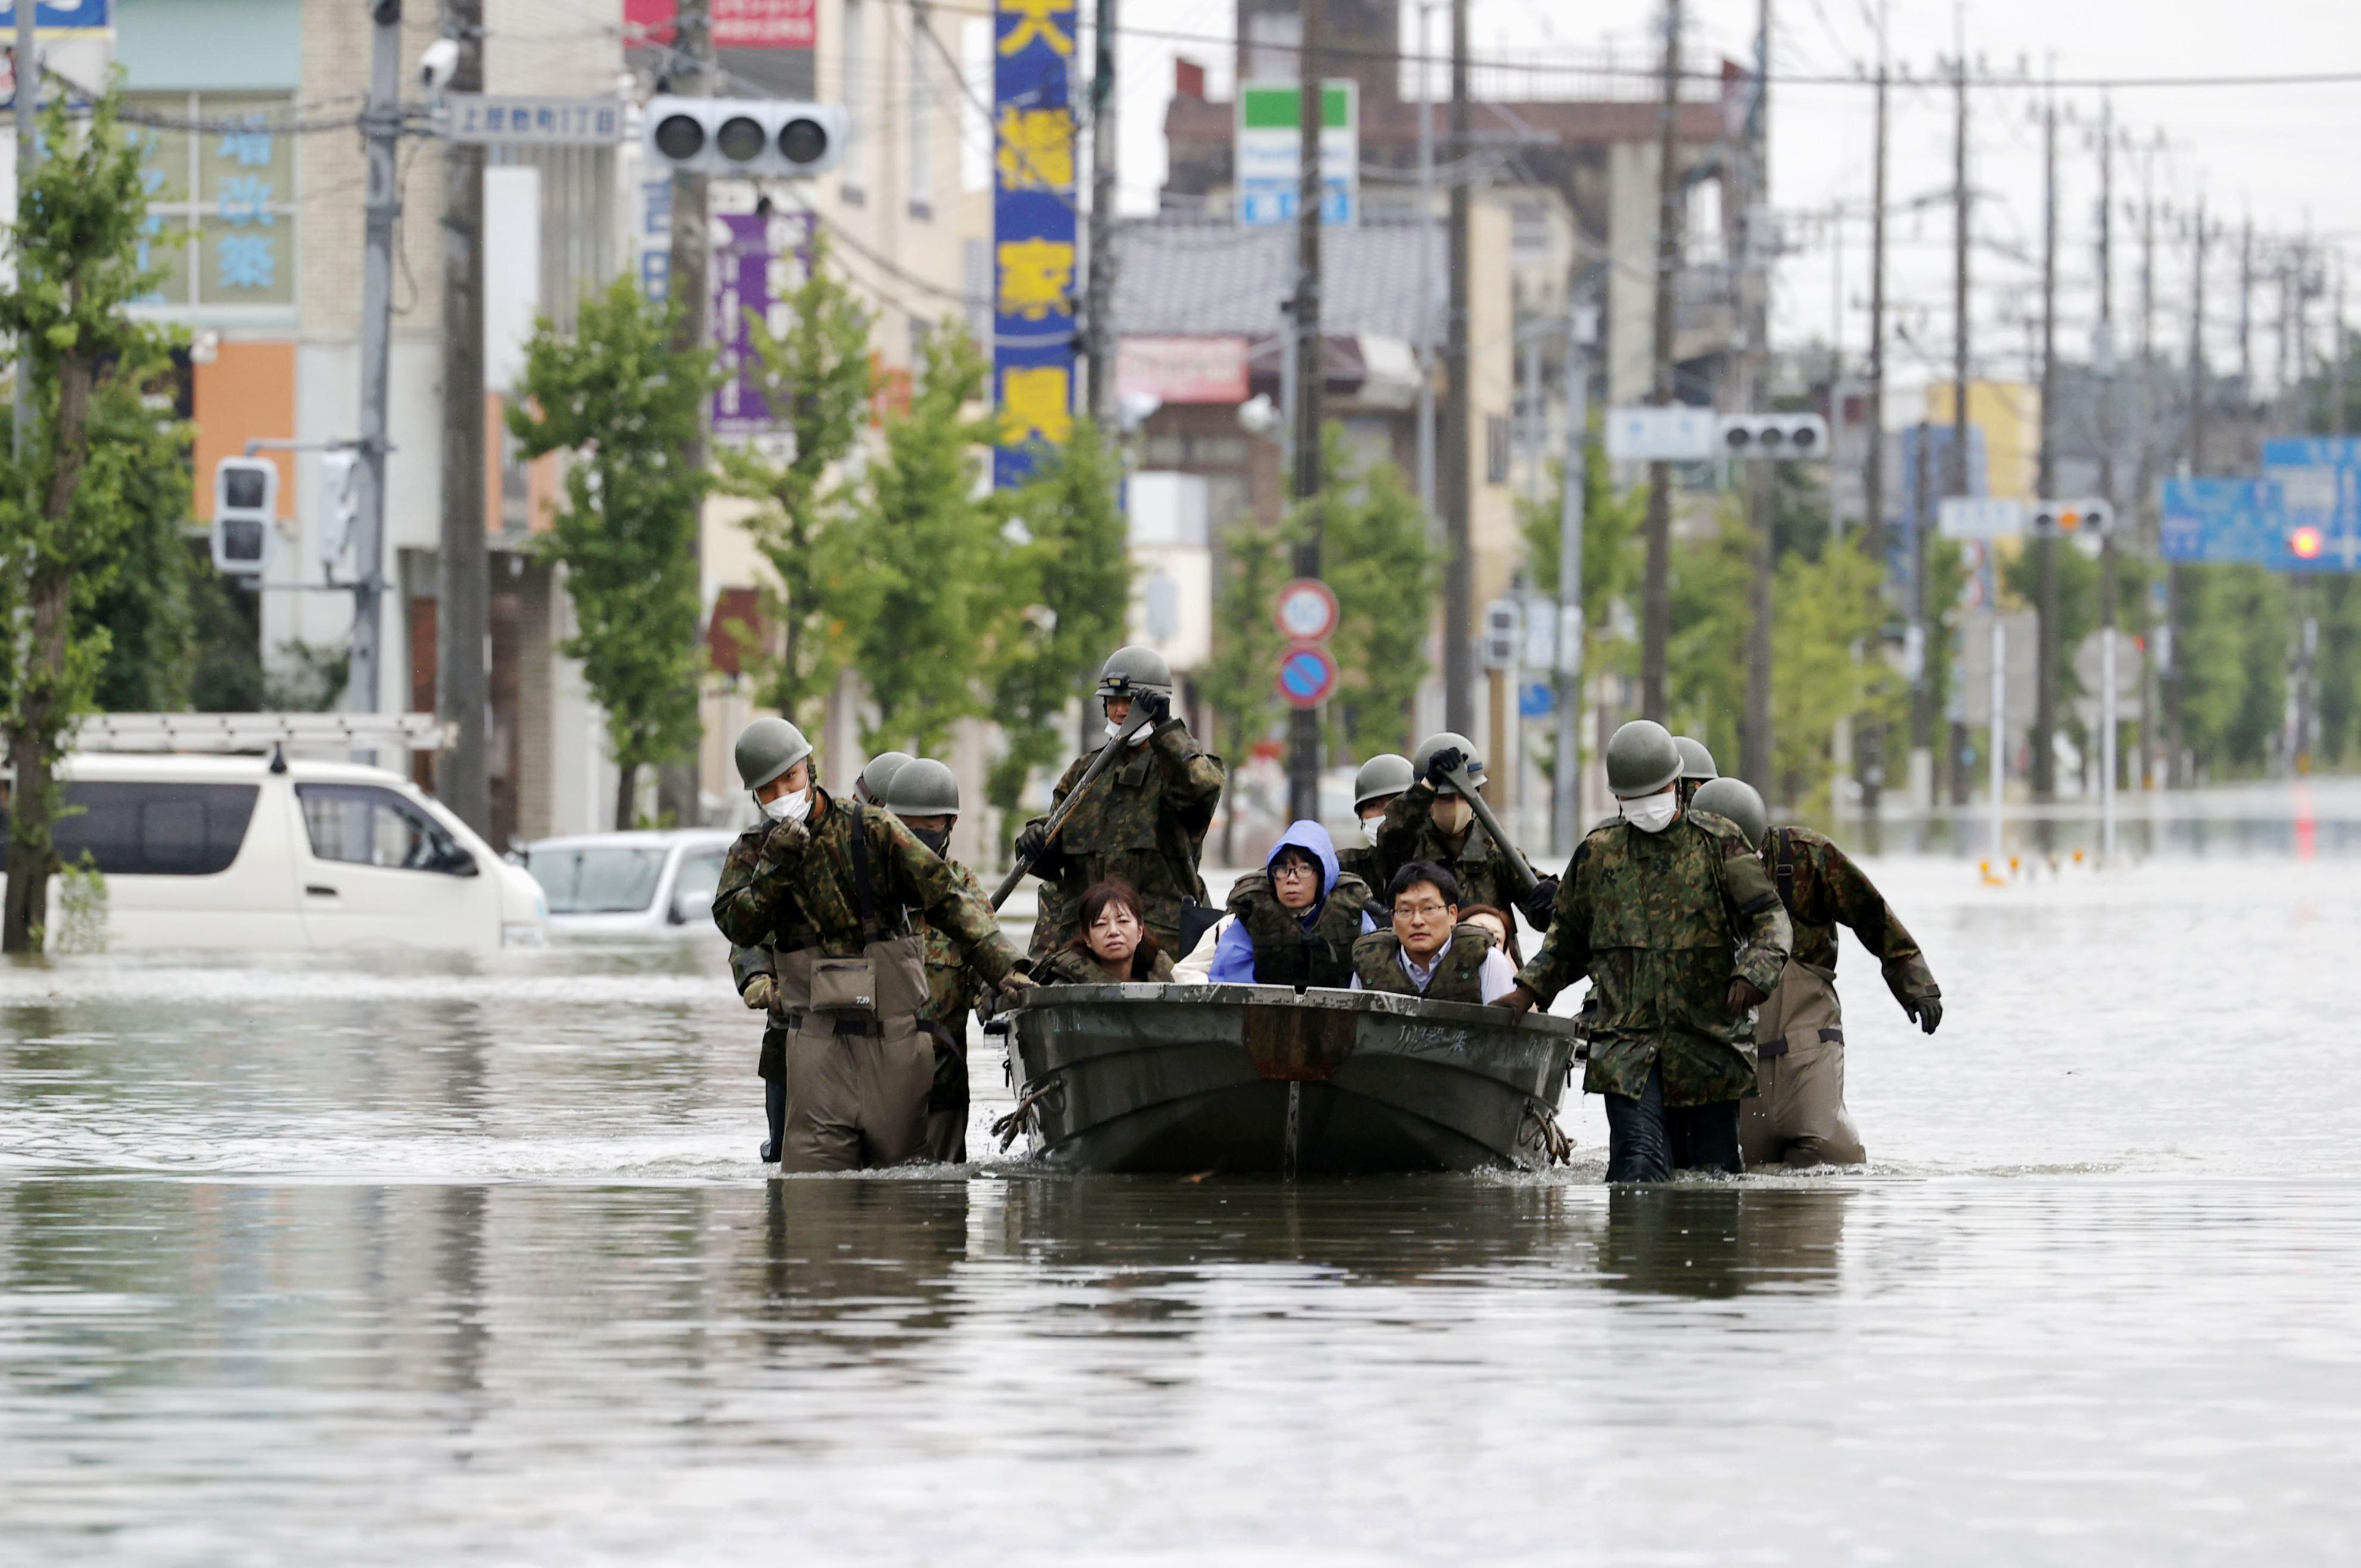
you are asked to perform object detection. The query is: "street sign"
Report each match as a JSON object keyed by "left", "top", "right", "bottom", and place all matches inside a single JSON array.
[
  {"left": 1272, "top": 577, "right": 1339, "bottom": 642},
  {"left": 2160, "top": 478, "right": 2285, "bottom": 566},
  {"left": 1517, "top": 681, "right": 1555, "bottom": 720},
  {"left": 1275, "top": 642, "right": 1339, "bottom": 709},
  {"left": 2260, "top": 440, "right": 2361, "bottom": 570},
  {"left": 443, "top": 95, "right": 628, "bottom": 146},
  {"left": 1519, "top": 594, "right": 1557, "bottom": 670},
  {"left": 2262, "top": 438, "right": 2361, "bottom": 468},
  {"left": 1939, "top": 497, "right": 2027, "bottom": 540},
  {"left": 1236, "top": 80, "right": 1357, "bottom": 227},
  {"left": 1604, "top": 405, "right": 1717, "bottom": 463}
]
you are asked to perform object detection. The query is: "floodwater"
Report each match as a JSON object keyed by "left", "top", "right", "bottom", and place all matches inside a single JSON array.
[{"left": 6, "top": 830, "right": 2361, "bottom": 1562}]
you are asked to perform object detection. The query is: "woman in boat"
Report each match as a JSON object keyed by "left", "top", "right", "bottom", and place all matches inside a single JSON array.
[
  {"left": 1035, "top": 879, "right": 1177, "bottom": 984},
  {"left": 1173, "top": 820, "right": 1377, "bottom": 989},
  {"left": 1458, "top": 904, "right": 1525, "bottom": 970}
]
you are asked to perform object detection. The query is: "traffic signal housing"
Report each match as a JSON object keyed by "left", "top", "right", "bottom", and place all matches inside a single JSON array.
[
  {"left": 211, "top": 456, "right": 278, "bottom": 576},
  {"left": 1717, "top": 412, "right": 1830, "bottom": 460},
  {"left": 2031, "top": 498, "right": 2113, "bottom": 536},
  {"left": 641, "top": 96, "right": 849, "bottom": 178}
]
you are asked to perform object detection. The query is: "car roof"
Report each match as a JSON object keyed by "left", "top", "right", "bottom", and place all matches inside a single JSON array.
[
  {"left": 61, "top": 751, "right": 419, "bottom": 788},
  {"left": 524, "top": 829, "right": 738, "bottom": 853}
]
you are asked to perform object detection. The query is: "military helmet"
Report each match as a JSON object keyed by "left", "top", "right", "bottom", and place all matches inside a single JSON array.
[
  {"left": 1411, "top": 732, "right": 1488, "bottom": 796},
  {"left": 1673, "top": 735, "right": 1719, "bottom": 782},
  {"left": 879, "top": 757, "right": 960, "bottom": 818},
  {"left": 1691, "top": 777, "right": 1768, "bottom": 851},
  {"left": 1604, "top": 719, "right": 1683, "bottom": 798},
  {"left": 734, "top": 716, "right": 813, "bottom": 794},
  {"left": 856, "top": 750, "right": 915, "bottom": 804},
  {"left": 1352, "top": 753, "right": 1414, "bottom": 811},
  {"left": 1095, "top": 644, "right": 1175, "bottom": 703}
]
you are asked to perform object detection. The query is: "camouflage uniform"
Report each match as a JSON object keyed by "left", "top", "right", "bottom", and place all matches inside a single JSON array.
[
  {"left": 1740, "top": 826, "right": 1939, "bottom": 1168},
  {"left": 1033, "top": 946, "right": 1177, "bottom": 984},
  {"left": 1336, "top": 836, "right": 1385, "bottom": 899},
  {"left": 1517, "top": 809, "right": 1791, "bottom": 1109},
  {"left": 1349, "top": 924, "right": 1493, "bottom": 1003},
  {"left": 1025, "top": 720, "right": 1224, "bottom": 955},
  {"left": 714, "top": 790, "right": 1020, "bottom": 1171},
  {"left": 732, "top": 942, "right": 789, "bottom": 1160},
  {"left": 916, "top": 857, "right": 995, "bottom": 1163},
  {"left": 1373, "top": 779, "right": 1543, "bottom": 917}
]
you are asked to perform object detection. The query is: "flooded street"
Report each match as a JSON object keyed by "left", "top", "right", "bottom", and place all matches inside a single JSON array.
[{"left": 6, "top": 841, "right": 2360, "bottom": 1563}]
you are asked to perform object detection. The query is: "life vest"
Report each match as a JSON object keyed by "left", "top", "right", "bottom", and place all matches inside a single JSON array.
[
  {"left": 1228, "top": 869, "right": 1373, "bottom": 991},
  {"left": 1349, "top": 923, "right": 1493, "bottom": 1003}
]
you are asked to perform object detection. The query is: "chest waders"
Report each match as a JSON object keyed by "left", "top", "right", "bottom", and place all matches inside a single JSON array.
[
  {"left": 771, "top": 823, "right": 939, "bottom": 1173},
  {"left": 1739, "top": 829, "right": 1866, "bottom": 1167}
]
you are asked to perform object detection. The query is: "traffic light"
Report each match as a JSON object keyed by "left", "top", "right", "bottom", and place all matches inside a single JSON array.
[
  {"left": 2031, "top": 498, "right": 2113, "bottom": 535},
  {"left": 641, "top": 96, "right": 849, "bottom": 178},
  {"left": 1481, "top": 600, "right": 1520, "bottom": 670},
  {"left": 1718, "top": 412, "right": 1830, "bottom": 459},
  {"left": 211, "top": 456, "right": 278, "bottom": 576},
  {"left": 318, "top": 450, "right": 360, "bottom": 575}
]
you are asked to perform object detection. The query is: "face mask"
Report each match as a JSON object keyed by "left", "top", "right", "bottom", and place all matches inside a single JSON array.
[
  {"left": 1432, "top": 796, "right": 1474, "bottom": 836},
  {"left": 1360, "top": 815, "right": 1383, "bottom": 846},
  {"left": 1104, "top": 719, "right": 1151, "bottom": 748},
  {"left": 910, "top": 826, "right": 951, "bottom": 857},
  {"left": 1620, "top": 788, "right": 1678, "bottom": 835},
  {"left": 760, "top": 786, "right": 811, "bottom": 824}
]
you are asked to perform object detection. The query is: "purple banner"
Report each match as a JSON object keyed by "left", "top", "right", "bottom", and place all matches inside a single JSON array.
[{"left": 710, "top": 209, "right": 816, "bottom": 437}]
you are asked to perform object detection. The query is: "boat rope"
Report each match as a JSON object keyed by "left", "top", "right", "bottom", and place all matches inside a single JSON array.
[
  {"left": 991, "top": 1077, "right": 1063, "bottom": 1153},
  {"left": 1520, "top": 1098, "right": 1573, "bottom": 1166}
]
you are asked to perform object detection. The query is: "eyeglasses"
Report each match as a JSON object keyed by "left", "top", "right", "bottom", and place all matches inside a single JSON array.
[
  {"left": 1395, "top": 901, "right": 1452, "bottom": 920},
  {"left": 1271, "top": 861, "right": 1319, "bottom": 881}
]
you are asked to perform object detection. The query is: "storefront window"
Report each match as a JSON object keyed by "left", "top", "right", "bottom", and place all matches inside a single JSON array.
[{"left": 127, "top": 92, "right": 298, "bottom": 309}]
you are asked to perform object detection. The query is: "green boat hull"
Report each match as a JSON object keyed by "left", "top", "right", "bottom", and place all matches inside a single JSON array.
[{"left": 1002, "top": 984, "right": 1580, "bottom": 1175}]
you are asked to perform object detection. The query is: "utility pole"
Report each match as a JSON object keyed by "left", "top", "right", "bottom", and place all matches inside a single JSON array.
[
  {"left": 1859, "top": 19, "right": 1890, "bottom": 821},
  {"left": 2033, "top": 83, "right": 2058, "bottom": 805},
  {"left": 2136, "top": 143, "right": 2160, "bottom": 791},
  {"left": 2335, "top": 259, "right": 2348, "bottom": 436},
  {"left": 1414, "top": 0, "right": 1436, "bottom": 522},
  {"left": 1442, "top": 0, "right": 1474, "bottom": 735},
  {"left": 1739, "top": 0, "right": 1773, "bottom": 794},
  {"left": 1911, "top": 416, "right": 1931, "bottom": 794},
  {"left": 1287, "top": 0, "right": 1325, "bottom": 823},
  {"left": 1554, "top": 306, "right": 1589, "bottom": 855},
  {"left": 2095, "top": 99, "right": 2119, "bottom": 860},
  {"left": 1639, "top": 0, "right": 1683, "bottom": 722},
  {"left": 435, "top": 0, "right": 490, "bottom": 835},
  {"left": 2170, "top": 196, "right": 2207, "bottom": 788},
  {"left": 658, "top": 0, "right": 713, "bottom": 824},
  {"left": 352, "top": 0, "right": 404, "bottom": 733},
  {"left": 10, "top": 0, "right": 32, "bottom": 459},
  {"left": 1084, "top": 0, "right": 1117, "bottom": 425},
  {"left": 2239, "top": 217, "right": 2254, "bottom": 397}
]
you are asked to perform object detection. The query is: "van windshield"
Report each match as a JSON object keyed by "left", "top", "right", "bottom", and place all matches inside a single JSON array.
[{"left": 526, "top": 846, "right": 668, "bottom": 915}]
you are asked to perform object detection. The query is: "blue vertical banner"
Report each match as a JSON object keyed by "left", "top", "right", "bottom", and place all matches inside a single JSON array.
[{"left": 991, "top": 0, "right": 1078, "bottom": 488}]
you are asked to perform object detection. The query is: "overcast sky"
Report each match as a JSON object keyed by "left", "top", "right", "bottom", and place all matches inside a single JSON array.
[{"left": 1107, "top": 1, "right": 2361, "bottom": 410}]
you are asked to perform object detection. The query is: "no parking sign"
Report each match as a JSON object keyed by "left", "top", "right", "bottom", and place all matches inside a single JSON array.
[{"left": 1275, "top": 642, "right": 1339, "bottom": 709}]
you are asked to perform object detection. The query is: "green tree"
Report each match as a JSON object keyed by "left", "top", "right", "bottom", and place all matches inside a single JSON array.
[
  {"left": 716, "top": 234, "right": 873, "bottom": 729},
  {"left": 1199, "top": 512, "right": 1297, "bottom": 863},
  {"left": 834, "top": 325, "right": 1010, "bottom": 754},
  {"left": 0, "top": 89, "right": 183, "bottom": 951},
  {"left": 2179, "top": 563, "right": 2289, "bottom": 776},
  {"left": 89, "top": 382, "right": 198, "bottom": 711},
  {"left": 1771, "top": 543, "right": 1899, "bottom": 809},
  {"left": 1518, "top": 431, "right": 1652, "bottom": 785},
  {"left": 1320, "top": 431, "right": 1440, "bottom": 758},
  {"left": 988, "top": 418, "right": 1132, "bottom": 824},
  {"left": 508, "top": 275, "right": 712, "bottom": 829}
]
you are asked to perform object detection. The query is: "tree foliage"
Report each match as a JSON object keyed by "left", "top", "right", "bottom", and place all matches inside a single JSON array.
[
  {"left": 1198, "top": 510, "right": 1295, "bottom": 862},
  {"left": 988, "top": 418, "right": 1132, "bottom": 818},
  {"left": 0, "top": 88, "right": 183, "bottom": 950},
  {"left": 1319, "top": 431, "right": 1441, "bottom": 758},
  {"left": 715, "top": 234, "right": 873, "bottom": 729},
  {"left": 508, "top": 275, "right": 712, "bottom": 829}
]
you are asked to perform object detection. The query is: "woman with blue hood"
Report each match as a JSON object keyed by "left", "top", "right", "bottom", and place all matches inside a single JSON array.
[{"left": 1185, "top": 820, "right": 1377, "bottom": 991}]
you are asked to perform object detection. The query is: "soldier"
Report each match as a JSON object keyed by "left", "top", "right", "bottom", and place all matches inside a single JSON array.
[
  {"left": 1339, "top": 753, "right": 1413, "bottom": 893},
  {"left": 1014, "top": 644, "right": 1224, "bottom": 957},
  {"left": 713, "top": 718, "right": 1031, "bottom": 1173},
  {"left": 854, "top": 751, "right": 916, "bottom": 807},
  {"left": 732, "top": 942, "right": 788, "bottom": 1162},
  {"left": 1495, "top": 720, "right": 1792, "bottom": 1184},
  {"left": 878, "top": 758, "right": 995, "bottom": 1164},
  {"left": 1671, "top": 735, "right": 1717, "bottom": 808},
  {"left": 1373, "top": 732, "right": 1558, "bottom": 932},
  {"left": 1692, "top": 777, "right": 1943, "bottom": 1168},
  {"left": 1349, "top": 861, "right": 1521, "bottom": 1002}
]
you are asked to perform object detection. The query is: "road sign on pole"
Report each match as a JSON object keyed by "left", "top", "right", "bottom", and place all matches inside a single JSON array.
[
  {"left": 1272, "top": 578, "right": 1339, "bottom": 642},
  {"left": 1939, "top": 497, "right": 2027, "bottom": 539},
  {"left": 1236, "top": 80, "right": 1357, "bottom": 227},
  {"left": 1275, "top": 642, "right": 1340, "bottom": 709},
  {"left": 1604, "top": 405, "right": 1717, "bottom": 462}
]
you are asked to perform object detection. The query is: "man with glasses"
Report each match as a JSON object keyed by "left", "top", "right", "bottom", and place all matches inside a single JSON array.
[{"left": 1349, "top": 861, "right": 1520, "bottom": 1003}]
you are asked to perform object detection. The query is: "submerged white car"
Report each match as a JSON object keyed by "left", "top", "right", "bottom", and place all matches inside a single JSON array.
[
  {"left": 23, "top": 751, "right": 550, "bottom": 952},
  {"left": 521, "top": 830, "right": 737, "bottom": 938}
]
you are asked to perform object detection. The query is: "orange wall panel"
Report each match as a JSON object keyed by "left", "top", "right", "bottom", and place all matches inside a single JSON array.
[{"left": 192, "top": 342, "right": 297, "bottom": 520}]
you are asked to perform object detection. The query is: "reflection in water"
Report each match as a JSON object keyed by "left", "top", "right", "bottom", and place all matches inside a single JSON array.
[{"left": 1595, "top": 1184, "right": 1849, "bottom": 1300}]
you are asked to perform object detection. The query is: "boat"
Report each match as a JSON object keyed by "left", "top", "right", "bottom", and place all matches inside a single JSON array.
[{"left": 992, "top": 983, "right": 1583, "bottom": 1176}]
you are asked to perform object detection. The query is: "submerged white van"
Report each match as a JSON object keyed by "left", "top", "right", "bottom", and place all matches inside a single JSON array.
[{"left": 24, "top": 751, "right": 549, "bottom": 952}]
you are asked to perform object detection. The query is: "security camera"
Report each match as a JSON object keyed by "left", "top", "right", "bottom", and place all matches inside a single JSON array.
[{"left": 418, "top": 37, "right": 461, "bottom": 93}]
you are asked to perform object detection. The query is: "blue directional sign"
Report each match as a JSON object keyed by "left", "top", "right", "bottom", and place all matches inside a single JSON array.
[
  {"left": 2260, "top": 438, "right": 2361, "bottom": 570},
  {"left": 2160, "top": 478, "right": 2284, "bottom": 565}
]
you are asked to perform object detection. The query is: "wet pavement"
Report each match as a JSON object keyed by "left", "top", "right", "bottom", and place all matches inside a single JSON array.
[{"left": 5, "top": 846, "right": 2360, "bottom": 1563}]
